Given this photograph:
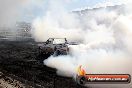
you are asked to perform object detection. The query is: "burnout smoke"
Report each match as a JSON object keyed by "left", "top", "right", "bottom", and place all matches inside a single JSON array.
[
  {"left": 32, "top": 0, "right": 132, "bottom": 87},
  {"left": 0, "top": 0, "right": 51, "bottom": 41},
  {"left": 0, "top": 0, "right": 30, "bottom": 28}
]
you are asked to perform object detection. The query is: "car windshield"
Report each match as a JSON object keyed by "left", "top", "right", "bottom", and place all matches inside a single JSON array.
[{"left": 53, "top": 39, "right": 66, "bottom": 44}]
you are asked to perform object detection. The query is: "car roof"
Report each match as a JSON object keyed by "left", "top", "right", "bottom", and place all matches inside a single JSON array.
[
  {"left": 49, "top": 38, "right": 65, "bottom": 39},
  {"left": 48, "top": 38, "right": 67, "bottom": 40}
]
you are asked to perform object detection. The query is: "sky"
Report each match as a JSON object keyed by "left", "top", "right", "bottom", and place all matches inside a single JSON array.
[
  {"left": 0, "top": 0, "right": 124, "bottom": 25},
  {"left": 22, "top": 0, "right": 123, "bottom": 22}
]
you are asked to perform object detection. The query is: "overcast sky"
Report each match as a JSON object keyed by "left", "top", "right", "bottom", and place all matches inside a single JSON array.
[
  {"left": 0, "top": 0, "right": 126, "bottom": 26},
  {"left": 22, "top": 0, "right": 124, "bottom": 22}
]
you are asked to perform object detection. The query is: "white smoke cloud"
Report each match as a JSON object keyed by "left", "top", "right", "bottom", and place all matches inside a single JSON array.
[
  {"left": 0, "top": 0, "right": 47, "bottom": 28},
  {"left": 32, "top": 0, "right": 132, "bottom": 87},
  {"left": 32, "top": 0, "right": 83, "bottom": 42},
  {"left": 0, "top": 0, "right": 30, "bottom": 28}
]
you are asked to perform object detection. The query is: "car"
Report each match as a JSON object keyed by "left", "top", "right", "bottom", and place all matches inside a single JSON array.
[{"left": 38, "top": 38, "right": 69, "bottom": 57}]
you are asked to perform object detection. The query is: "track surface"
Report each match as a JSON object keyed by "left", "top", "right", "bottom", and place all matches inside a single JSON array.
[{"left": 0, "top": 41, "right": 87, "bottom": 88}]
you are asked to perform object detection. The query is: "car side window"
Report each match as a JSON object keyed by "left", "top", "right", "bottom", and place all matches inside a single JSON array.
[
  {"left": 47, "top": 39, "right": 53, "bottom": 44},
  {"left": 48, "top": 41, "right": 51, "bottom": 44}
]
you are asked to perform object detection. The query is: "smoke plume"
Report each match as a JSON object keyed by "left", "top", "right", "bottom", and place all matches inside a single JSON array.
[
  {"left": 0, "top": 0, "right": 29, "bottom": 28},
  {"left": 32, "top": 0, "right": 132, "bottom": 87}
]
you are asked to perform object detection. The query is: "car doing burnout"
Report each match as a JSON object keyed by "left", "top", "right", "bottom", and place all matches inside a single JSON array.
[{"left": 38, "top": 38, "right": 69, "bottom": 56}]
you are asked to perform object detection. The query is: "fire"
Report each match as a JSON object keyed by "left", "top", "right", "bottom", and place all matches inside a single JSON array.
[{"left": 77, "top": 65, "right": 86, "bottom": 76}]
